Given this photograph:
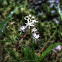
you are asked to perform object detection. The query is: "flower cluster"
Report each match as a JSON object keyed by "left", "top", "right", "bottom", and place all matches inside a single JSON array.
[{"left": 19, "top": 14, "right": 39, "bottom": 41}]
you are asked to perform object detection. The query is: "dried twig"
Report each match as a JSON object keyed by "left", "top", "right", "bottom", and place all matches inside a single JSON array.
[
  {"left": 19, "top": 33, "right": 30, "bottom": 43},
  {"left": 39, "top": 31, "right": 56, "bottom": 54}
]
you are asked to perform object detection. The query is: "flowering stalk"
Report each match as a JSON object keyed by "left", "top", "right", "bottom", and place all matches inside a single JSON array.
[{"left": 19, "top": 14, "right": 39, "bottom": 42}]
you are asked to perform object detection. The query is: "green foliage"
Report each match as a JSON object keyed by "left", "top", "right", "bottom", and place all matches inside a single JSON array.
[
  {"left": 40, "top": 42, "right": 62, "bottom": 62},
  {"left": 0, "top": 0, "right": 62, "bottom": 62},
  {"left": 0, "top": 2, "right": 27, "bottom": 39},
  {"left": 23, "top": 46, "right": 34, "bottom": 60},
  {"left": 7, "top": 47, "right": 17, "bottom": 59},
  {"left": 0, "top": 0, "right": 4, "bottom": 7},
  {"left": 23, "top": 46, "right": 39, "bottom": 62},
  {"left": 0, "top": 17, "right": 12, "bottom": 39},
  {"left": 0, "top": 41, "right": 9, "bottom": 43},
  {"left": 23, "top": 42, "right": 62, "bottom": 62}
]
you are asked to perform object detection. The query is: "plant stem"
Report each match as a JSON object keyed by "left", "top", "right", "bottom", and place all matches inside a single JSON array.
[{"left": 30, "top": 27, "right": 34, "bottom": 58}]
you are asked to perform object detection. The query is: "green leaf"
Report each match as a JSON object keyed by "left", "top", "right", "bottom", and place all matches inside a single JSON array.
[
  {"left": 23, "top": 46, "right": 39, "bottom": 62},
  {"left": 39, "top": 42, "right": 62, "bottom": 62},
  {"left": 34, "top": 53, "right": 39, "bottom": 62},
  {"left": 0, "top": 0, "right": 3, "bottom": 6},
  {"left": 0, "top": 4, "right": 27, "bottom": 39},
  {"left": 0, "top": 41, "right": 9, "bottom": 43},
  {"left": 6, "top": 47, "right": 18, "bottom": 61},
  {"left": 23, "top": 46, "right": 35, "bottom": 61},
  {"left": 23, "top": 46, "right": 29, "bottom": 60},
  {"left": 0, "top": 17, "right": 12, "bottom": 39}
]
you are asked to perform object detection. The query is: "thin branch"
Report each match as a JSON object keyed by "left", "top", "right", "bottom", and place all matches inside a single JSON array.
[{"left": 39, "top": 31, "right": 56, "bottom": 54}]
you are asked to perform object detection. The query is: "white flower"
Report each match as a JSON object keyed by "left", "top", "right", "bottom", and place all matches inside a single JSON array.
[
  {"left": 24, "top": 15, "right": 38, "bottom": 28},
  {"left": 32, "top": 16, "right": 35, "bottom": 19},
  {"left": 35, "top": 34, "right": 39, "bottom": 39},
  {"left": 19, "top": 26, "right": 26, "bottom": 32},
  {"left": 11, "top": 12, "right": 13, "bottom": 14},
  {"left": 55, "top": 45, "right": 62, "bottom": 51},
  {"left": 24, "top": 14, "right": 32, "bottom": 20},
  {"left": 32, "top": 20, "right": 38, "bottom": 23},
  {"left": 32, "top": 28, "right": 37, "bottom": 32},
  {"left": 33, "top": 33, "right": 39, "bottom": 39},
  {"left": 53, "top": 45, "right": 62, "bottom": 52},
  {"left": 25, "top": 18, "right": 35, "bottom": 28},
  {"left": 25, "top": 20, "right": 34, "bottom": 28},
  {"left": 21, "top": 8, "right": 24, "bottom": 11},
  {"left": 19, "top": 15, "right": 40, "bottom": 42},
  {"left": 24, "top": 16, "right": 30, "bottom": 20},
  {"left": 29, "top": 14, "right": 31, "bottom": 17}
]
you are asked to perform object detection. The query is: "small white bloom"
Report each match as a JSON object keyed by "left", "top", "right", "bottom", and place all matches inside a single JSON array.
[
  {"left": 32, "top": 16, "right": 35, "bottom": 19},
  {"left": 24, "top": 16, "right": 30, "bottom": 20},
  {"left": 29, "top": 14, "right": 31, "bottom": 17},
  {"left": 53, "top": 45, "right": 62, "bottom": 52},
  {"left": 25, "top": 22, "right": 34, "bottom": 28},
  {"left": 33, "top": 33, "right": 39, "bottom": 39},
  {"left": 32, "top": 20, "right": 38, "bottom": 23},
  {"left": 21, "top": 8, "right": 24, "bottom": 11},
  {"left": 19, "top": 15, "right": 40, "bottom": 42},
  {"left": 24, "top": 15, "right": 38, "bottom": 28},
  {"left": 32, "top": 28, "right": 37, "bottom": 32},
  {"left": 19, "top": 26, "right": 26, "bottom": 32},
  {"left": 11, "top": 12, "right": 13, "bottom": 14},
  {"left": 25, "top": 18, "right": 35, "bottom": 28},
  {"left": 55, "top": 45, "right": 62, "bottom": 51},
  {"left": 35, "top": 34, "right": 39, "bottom": 39}
]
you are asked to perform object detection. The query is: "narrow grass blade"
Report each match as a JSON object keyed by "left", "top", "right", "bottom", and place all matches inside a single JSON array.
[
  {"left": 0, "top": 17, "right": 12, "bottom": 39},
  {"left": 6, "top": 47, "right": 18, "bottom": 61},
  {"left": 0, "top": 41, "right": 9, "bottom": 43},
  {"left": 39, "top": 42, "right": 62, "bottom": 62},
  {"left": 23, "top": 46, "right": 36, "bottom": 61}
]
